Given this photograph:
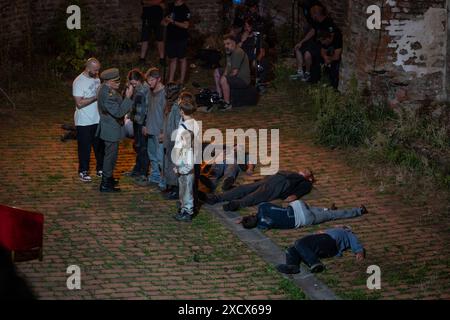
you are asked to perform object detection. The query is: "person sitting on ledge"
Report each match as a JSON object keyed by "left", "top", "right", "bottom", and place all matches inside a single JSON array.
[
  {"left": 204, "top": 169, "right": 315, "bottom": 211},
  {"left": 238, "top": 201, "right": 368, "bottom": 230},
  {"left": 214, "top": 33, "right": 251, "bottom": 111},
  {"left": 277, "top": 226, "right": 365, "bottom": 274}
]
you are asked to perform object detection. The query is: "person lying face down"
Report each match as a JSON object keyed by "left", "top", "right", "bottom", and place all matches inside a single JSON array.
[
  {"left": 238, "top": 201, "right": 368, "bottom": 230},
  {"left": 200, "top": 143, "right": 256, "bottom": 192},
  {"left": 276, "top": 226, "right": 366, "bottom": 274},
  {"left": 204, "top": 169, "right": 315, "bottom": 211}
]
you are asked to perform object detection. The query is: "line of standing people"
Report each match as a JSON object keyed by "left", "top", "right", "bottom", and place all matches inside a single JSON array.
[{"left": 72, "top": 58, "right": 200, "bottom": 222}]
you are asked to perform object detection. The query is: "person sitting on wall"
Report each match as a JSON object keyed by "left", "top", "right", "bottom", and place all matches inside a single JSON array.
[
  {"left": 317, "top": 28, "right": 343, "bottom": 89},
  {"left": 276, "top": 226, "right": 366, "bottom": 274},
  {"left": 213, "top": 34, "right": 251, "bottom": 111},
  {"left": 238, "top": 201, "right": 368, "bottom": 230},
  {"left": 204, "top": 169, "right": 315, "bottom": 212},
  {"left": 290, "top": 4, "right": 335, "bottom": 83}
]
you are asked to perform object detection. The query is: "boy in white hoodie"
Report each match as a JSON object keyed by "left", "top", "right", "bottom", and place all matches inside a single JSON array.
[{"left": 172, "top": 100, "right": 200, "bottom": 222}]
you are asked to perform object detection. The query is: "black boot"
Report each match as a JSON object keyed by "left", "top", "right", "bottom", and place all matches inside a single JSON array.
[
  {"left": 100, "top": 177, "right": 120, "bottom": 193},
  {"left": 222, "top": 177, "right": 235, "bottom": 191},
  {"left": 164, "top": 187, "right": 179, "bottom": 200},
  {"left": 108, "top": 177, "right": 119, "bottom": 186}
]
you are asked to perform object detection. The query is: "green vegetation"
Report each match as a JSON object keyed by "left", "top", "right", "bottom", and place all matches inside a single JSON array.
[
  {"left": 309, "top": 79, "right": 373, "bottom": 147},
  {"left": 277, "top": 278, "right": 307, "bottom": 300},
  {"left": 275, "top": 63, "right": 450, "bottom": 191},
  {"left": 265, "top": 266, "right": 306, "bottom": 300},
  {"left": 46, "top": 173, "right": 65, "bottom": 183}
]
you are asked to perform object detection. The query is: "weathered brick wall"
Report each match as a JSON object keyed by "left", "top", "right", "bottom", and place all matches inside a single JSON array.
[
  {"left": 261, "top": 0, "right": 450, "bottom": 105},
  {"left": 332, "top": 0, "right": 449, "bottom": 105},
  {"left": 1, "top": 0, "right": 33, "bottom": 52},
  {"left": 0, "top": 0, "right": 223, "bottom": 52},
  {"left": 2, "top": 0, "right": 449, "bottom": 105}
]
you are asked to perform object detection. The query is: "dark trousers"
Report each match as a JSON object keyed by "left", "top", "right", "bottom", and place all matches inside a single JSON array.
[
  {"left": 193, "top": 164, "right": 201, "bottom": 213},
  {"left": 206, "top": 162, "right": 241, "bottom": 189},
  {"left": 103, "top": 141, "right": 119, "bottom": 179},
  {"left": 286, "top": 234, "right": 338, "bottom": 267},
  {"left": 324, "top": 61, "right": 340, "bottom": 89},
  {"left": 254, "top": 57, "right": 270, "bottom": 84},
  {"left": 132, "top": 123, "right": 149, "bottom": 176},
  {"left": 76, "top": 124, "right": 104, "bottom": 173},
  {"left": 219, "top": 178, "right": 285, "bottom": 208}
]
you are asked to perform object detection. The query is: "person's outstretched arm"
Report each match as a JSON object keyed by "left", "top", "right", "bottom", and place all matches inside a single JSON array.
[{"left": 347, "top": 231, "right": 364, "bottom": 257}]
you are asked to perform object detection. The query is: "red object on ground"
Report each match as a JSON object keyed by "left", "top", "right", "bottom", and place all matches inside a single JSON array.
[{"left": 0, "top": 205, "right": 44, "bottom": 261}]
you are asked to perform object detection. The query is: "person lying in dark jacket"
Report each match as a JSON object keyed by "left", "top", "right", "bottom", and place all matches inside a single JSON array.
[
  {"left": 276, "top": 226, "right": 365, "bottom": 274},
  {"left": 204, "top": 169, "right": 315, "bottom": 211},
  {"left": 238, "top": 201, "right": 368, "bottom": 230}
]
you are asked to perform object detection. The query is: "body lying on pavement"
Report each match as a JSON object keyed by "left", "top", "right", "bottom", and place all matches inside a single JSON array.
[
  {"left": 276, "top": 226, "right": 365, "bottom": 274},
  {"left": 238, "top": 201, "right": 368, "bottom": 230}
]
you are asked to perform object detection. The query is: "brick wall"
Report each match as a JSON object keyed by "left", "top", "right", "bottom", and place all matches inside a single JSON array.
[
  {"left": 261, "top": 0, "right": 449, "bottom": 106},
  {"left": 2, "top": 0, "right": 449, "bottom": 105},
  {"left": 332, "top": 0, "right": 449, "bottom": 106},
  {"left": 0, "top": 0, "right": 223, "bottom": 52}
]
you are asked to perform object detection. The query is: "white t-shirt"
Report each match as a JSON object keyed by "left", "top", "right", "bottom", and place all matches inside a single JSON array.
[{"left": 72, "top": 73, "right": 101, "bottom": 126}]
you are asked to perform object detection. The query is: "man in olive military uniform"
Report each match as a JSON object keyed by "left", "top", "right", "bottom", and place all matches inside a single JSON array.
[{"left": 97, "top": 68, "right": 134, "bottom": 192}]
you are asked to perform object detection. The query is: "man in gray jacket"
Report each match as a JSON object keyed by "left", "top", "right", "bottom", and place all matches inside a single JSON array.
[
  {"left": 97, "top": 68, "right": 134, "bottom": 192},
  {"left": 143, "top": 67, "right": 166, "bottom": 189}
]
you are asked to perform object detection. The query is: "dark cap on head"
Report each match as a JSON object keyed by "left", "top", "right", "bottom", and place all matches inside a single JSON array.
[
  {"left": 100, "top": 68, "right": 120, "bottom": 81},
  {"left": 145, "top": 67, "right": 161, "bottom": 79},
  {"left": 179, "top": 100, "right": 197, "bottom": 116}
]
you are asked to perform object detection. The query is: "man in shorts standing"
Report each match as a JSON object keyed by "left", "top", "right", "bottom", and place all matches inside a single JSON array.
[
  {"left": 162, "top": 0, "right": 191, "bottom": 85},
  {"left": 139, "top": 0, "right": 165, "bottom": 65}
]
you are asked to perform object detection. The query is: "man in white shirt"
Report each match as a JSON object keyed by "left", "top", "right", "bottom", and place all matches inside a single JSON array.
[{"left": 72, "top": 58, "right": 104, "bottom": 182}]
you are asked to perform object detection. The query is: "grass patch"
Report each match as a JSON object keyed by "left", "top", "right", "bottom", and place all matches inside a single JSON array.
[
  {"left": 273, "top": 62, "right": 449, "bottom": 207},
  {"left": 47, "top": 173, "right": 65, "bottom": 183},
  {"left": 276, "top": 278, "right": 307, "bottom": 300},
  {"left": 264, "top": 265, "right": 306, "bottom": 300},
  {"left": 337, "top": 288, "right": 382, "bottom": 300}
]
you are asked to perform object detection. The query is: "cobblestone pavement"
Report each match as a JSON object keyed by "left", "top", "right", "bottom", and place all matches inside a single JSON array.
[
  {"left": 0, "top": 87, "right": 302, "bottom": 300},
  {"left": 1, "top": 71, "right": 449, "bottom": 299},
  {"left": 193, "top": 77, "right": 450, "bottom": 300}
]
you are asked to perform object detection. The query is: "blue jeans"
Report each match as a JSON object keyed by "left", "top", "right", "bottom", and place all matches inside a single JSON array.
[
  {"left": 147, "top": 135, "right": 164, "bottom": 187},
  {"left": 304, "top": 204, "right": 362, "bottom": 226}
]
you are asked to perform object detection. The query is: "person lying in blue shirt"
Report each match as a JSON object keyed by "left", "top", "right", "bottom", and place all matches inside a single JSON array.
[
  {"left": 276, "top": 226, "right": 366, "bottom": 274},
  {"left": 237, "top": 201, "right": 367, "bottom": 230}
]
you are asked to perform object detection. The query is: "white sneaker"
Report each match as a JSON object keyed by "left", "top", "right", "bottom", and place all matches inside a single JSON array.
[
  {"left": 96, "top": 170, "right": 103, "bottom": 178},
  {"left": 301, "top": 72, "right": 311, "bottom": 82},
  {"left": 79, "top": 171, "right": 92, "bottom": 182},
  {"left": 290, "top": 71, "right": 304, "bottom": 80},
  {"left": 218, "top": 103, "right": 232, "bottom": 111}
]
